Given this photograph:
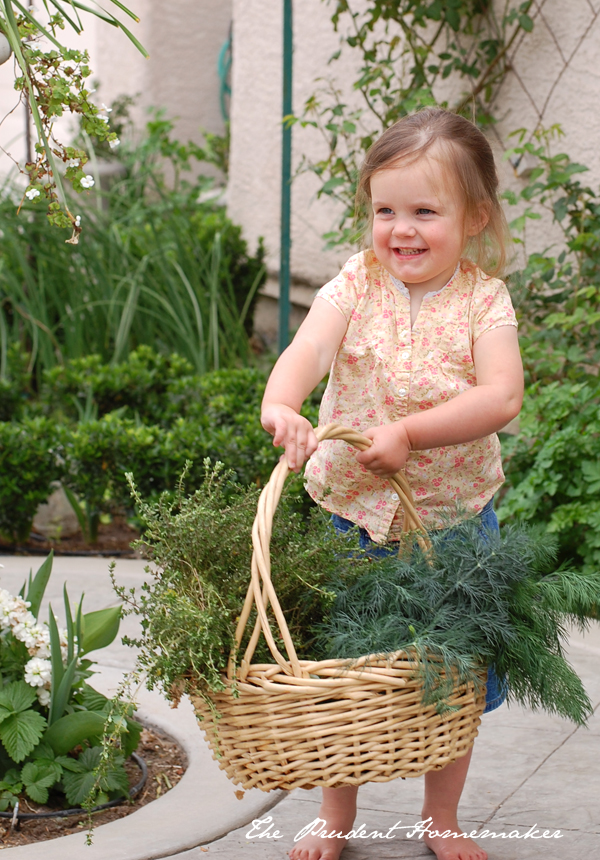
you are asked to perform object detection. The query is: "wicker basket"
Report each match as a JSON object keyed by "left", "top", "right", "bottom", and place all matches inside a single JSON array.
[{"left": 191, "top": 423, "right": 486, "bottom": 791}]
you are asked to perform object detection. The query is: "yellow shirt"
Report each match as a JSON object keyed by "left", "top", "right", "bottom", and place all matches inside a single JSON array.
[{"left": 304, "top": 251, "right": 518, "bottom": 542}]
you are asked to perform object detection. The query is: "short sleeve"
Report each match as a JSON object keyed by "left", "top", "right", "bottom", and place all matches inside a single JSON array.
[
  {"left": 316, "top": 252, "right": 367, "bottom": 323},
  {"left": 470, "top": 275, "right": 518, "bottom": 344}
]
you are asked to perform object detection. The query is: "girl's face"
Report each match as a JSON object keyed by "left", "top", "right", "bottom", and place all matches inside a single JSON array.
[{"left": 370, "top": 156, "right": 477, "bottom": 293}]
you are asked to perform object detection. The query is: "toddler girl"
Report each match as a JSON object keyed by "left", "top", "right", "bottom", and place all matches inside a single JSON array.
[{"left": 261, "top": 107, "right": 523, "bottom": 860}]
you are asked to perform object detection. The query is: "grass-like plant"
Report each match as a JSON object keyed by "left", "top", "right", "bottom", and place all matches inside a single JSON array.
[{"left": 0, "top": 116, "right": 265, "bottom": 384}]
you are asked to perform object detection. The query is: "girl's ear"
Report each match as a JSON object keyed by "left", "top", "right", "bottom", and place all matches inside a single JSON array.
[{"left": 466, "top": 204, "right": 490, "bottom": 237}]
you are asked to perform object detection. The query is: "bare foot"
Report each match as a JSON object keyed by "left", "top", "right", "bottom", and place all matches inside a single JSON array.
[
  {"left": 420, "top": 811, "right": 487, "bottom": 860},
  {"left": 288, "top": 786, "right": 358, "bottom": 860}
]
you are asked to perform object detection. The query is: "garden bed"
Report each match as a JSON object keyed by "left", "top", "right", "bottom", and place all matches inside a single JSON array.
[
  {"left": 0, "top": 727, "right": 185, "bottom": 847},
  {"left": 0, "top": 518, "right": 140, "bottom": 558}
]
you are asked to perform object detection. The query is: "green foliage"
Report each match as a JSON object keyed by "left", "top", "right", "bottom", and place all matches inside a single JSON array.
[
  {"left": 317, "top": 520, "right": 597, "bottom": 723},
  {"left": 116, "top": 463, "right": 364, "bottom": 697},
  {"left": 61, "top": 415, "right": 166, "bottom": 542},
  {"left": 61, "top": 745, "right": 129, "bottom": 808},
  {"left": 501, "top": 131, "right": 600, "bottom": 568},
  {"left": 42, "top": 346, "right": 195, "bottom": 424},
  {"left": 0, "top": 682, "right": 47, "bottom": 762},
  {"left": 498, "top": 377, "right": 600, "bottom": 572},
  {"left": 505, "top": 127, "right": 600, "bottom": 384},
  {"left": 0, "top": 418, "right": 62, "bottom": 542},
  {"left": 0, "top": 554, "right": 138, "bottom": 812},
  {"left": 0, "top": 116, "right": 266, "bottom": 384},
  {"left": 0, "top": 355, "right": 322, "bottom": 543},
  {"left": 295, "top": 0, "right": 535, "bottom": 246}
]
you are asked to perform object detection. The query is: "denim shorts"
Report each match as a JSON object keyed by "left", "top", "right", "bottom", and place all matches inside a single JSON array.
[{"left": 331, "top": 497, "right": 507, "bottom": 714}]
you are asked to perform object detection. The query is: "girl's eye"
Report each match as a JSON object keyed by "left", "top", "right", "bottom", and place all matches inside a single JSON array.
[
  {"left": 377, "top": 207, "right": 394, "bottom": 215},
  {"left": 417, "top": 208, "right": 434, "bottom": 216}
]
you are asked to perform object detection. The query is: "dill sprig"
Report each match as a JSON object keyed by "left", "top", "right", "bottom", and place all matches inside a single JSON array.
[{"left": 315, "top": 519, "right": 599, "bottom": 724}]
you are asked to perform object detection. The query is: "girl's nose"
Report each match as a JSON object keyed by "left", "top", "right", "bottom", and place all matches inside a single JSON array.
[{"left": 392, "top": 218, "right": 416, "bottom": 238}]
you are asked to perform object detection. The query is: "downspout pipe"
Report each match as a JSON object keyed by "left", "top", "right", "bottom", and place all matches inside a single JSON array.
[{"left": 279, "top": 0, "right": 293, "bottom": 353}]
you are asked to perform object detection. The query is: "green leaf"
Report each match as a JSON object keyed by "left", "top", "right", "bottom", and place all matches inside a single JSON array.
[
  {"left": 519, "top": 13, "right": 534, "bottom": 32},
  {"left": 21, "top": 760, "right": 61, "bottom": 803},
  {"left": 48, "top": 607, "right": 65, "bottom": 700},
  {"left": 80, "top": 606, "right": 121, "bottom": 655},
  {"left": 0, "top": 710, "right": 47, "bottom": 762},
  {"left": 44, "top": 710, "right": 106, "bottom": 755},
  {"left": 24, "top": 552, "right": 54, "bottom": 620},
  {"left": 122, "top": 717, "right": 143, "bottom": 758},
  {"left": 61, "top": 745, "right": 128, "bottom": 807},
  {"left": 0, "top": 681, "right": 37, "bottom": 715},
  {"left": 62, "top": 768, "right": 98, "bottom": 807},
  {"left": 48, "top": 654, "right": 79, "bottom": 726}
]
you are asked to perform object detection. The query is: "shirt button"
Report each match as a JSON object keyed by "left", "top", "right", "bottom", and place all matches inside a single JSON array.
[
  {"left": 401, "top": 351, "right": 409, "bottom": 359},
  {"left": 391, "top": 493, "right": 399, "bottom": 501},
  {"left": 399, "top": 388, "right": 406, "bottom": 395}
]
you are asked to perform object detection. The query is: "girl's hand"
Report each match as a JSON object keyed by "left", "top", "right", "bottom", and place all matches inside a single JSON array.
[
  {"left": 355, "top": 422, "right": 411, "bottom": 478},
  {"left": 261, "top": 404, "right": 318, "bottom": 473}
]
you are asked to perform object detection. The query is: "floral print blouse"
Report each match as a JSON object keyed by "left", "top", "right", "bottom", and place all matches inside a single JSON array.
[{"left": 304, "top": 251, "right": 518, "bottom": 542}]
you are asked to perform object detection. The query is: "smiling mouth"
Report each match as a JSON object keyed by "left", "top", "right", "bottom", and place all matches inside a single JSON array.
[{"left": 393, "top": 247, "right": 426, "bottom": 257}]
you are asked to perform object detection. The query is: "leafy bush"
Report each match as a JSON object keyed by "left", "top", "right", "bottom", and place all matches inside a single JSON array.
[
  {"left": 42, "top": 346, "right": 195, "bottom": 424},
  {"left": 0, "top": 419, "right": 62, "bottom": 542},
  {"left": 498, "top": 377, "right": 600, "bottom": 572},
  {"left": 0, "top": 554, "right": 140, "bottom": 811},
  {"left": 501, "top": 132, "right": 600, "bottom": 569},
  {"left": 61, "top": 416, "right": 166, "bottom": 542}
]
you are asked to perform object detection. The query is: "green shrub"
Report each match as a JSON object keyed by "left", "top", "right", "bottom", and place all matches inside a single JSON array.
[
  {"left": 61, "top": 417, "right": 166, "bottom": 542},
  {"left": 0, "top": 419, "right": 62, "bottom": 542},
  {"left": 42, "top": 346, "right": 195, "bottom": 424},
  {"left": 498, "top": 376, "right": 600, "bottom": 572}
]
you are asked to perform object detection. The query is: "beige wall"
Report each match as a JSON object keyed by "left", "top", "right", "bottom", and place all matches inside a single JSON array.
[{"left": 227, "top": 0, "right": 600, "bottom": 291}]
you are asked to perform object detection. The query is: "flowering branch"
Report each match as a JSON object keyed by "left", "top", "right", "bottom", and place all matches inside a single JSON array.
[{"left": 0, "top": 0, "right": 147, "bottom": 242}]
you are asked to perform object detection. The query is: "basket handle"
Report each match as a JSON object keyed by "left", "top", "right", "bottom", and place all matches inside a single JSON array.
[{"left": 227, "top": 422, "right": 429, "bottom": 682}]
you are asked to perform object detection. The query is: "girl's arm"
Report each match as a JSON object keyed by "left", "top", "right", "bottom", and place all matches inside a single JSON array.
[
  {"left": 356, "top": 325, "right": 523, "bottom": 477},
  {"left": 261, "top": 297, "right": 348, "bottom": 472}
]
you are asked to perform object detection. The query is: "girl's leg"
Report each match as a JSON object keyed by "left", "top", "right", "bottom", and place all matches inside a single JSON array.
[
  {"left": 421, "top": 746, "right": 487, "bottom": 860},
  {"left": 289, "top": 785, "right": 358, "bottom": 860}
]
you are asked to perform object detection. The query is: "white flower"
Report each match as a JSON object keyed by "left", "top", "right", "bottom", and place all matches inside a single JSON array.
[
  {"left": 67, "top": 158, "right": 80, "bottom": 168},
  {"left": 25, "top": 187, "right": 40, "bottom": 200},
  {"left": 80, "top": 175, "right": 95, "bottom": 189},
  {"left": 24, "top": 657, "right": 52, "bottom": 688},
  {"left": 109, "top": 137, "right": 120, "bottom": 149},
  {"left": 97, "top": 115, "right": 109, "bottom": 123},
  {"left": 101, "top": 103, "right": 112, "bottom": 113},
  {"left": 75, "top": 215, "right": 81, "bottom": 227},
  {"left": 14, "top": 620, "right": 43, "bottom": 650},
  {"left": 37, "top": 687, "right": 51, "bottom": 707}
]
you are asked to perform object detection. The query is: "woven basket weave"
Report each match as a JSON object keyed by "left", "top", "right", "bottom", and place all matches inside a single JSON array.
[{"left": 191, "top": 423, "right": 486, "bottom": 791}]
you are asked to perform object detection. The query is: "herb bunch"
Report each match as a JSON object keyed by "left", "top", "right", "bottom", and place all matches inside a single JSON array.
[
  {"left": 316, "top": 519, "right": 599, "bottom": 724},
  {"left": 115, "top": 462, "right": 363, "bottom": 699}
]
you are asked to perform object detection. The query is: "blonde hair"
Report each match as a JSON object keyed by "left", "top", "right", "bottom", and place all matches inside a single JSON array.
[{"left": 356, "top": 108, "right": 509, "bottom": 276}]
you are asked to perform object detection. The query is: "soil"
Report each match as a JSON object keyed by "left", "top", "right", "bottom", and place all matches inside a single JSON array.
[
  {"left": 0, "top": 727, "right": 186, "bottom": 848},
  {"left": 0, "top": 517, "right": 141, "bottom": 558}
]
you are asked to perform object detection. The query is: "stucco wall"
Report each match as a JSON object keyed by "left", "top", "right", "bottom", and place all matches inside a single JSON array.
[{"left": 227, "top": 0, "right": 600, "bottom": 290}]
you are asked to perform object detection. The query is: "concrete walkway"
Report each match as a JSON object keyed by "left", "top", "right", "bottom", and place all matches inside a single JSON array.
[{"left": 1, "top": 554, "right": 599, "bottom": 860}]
